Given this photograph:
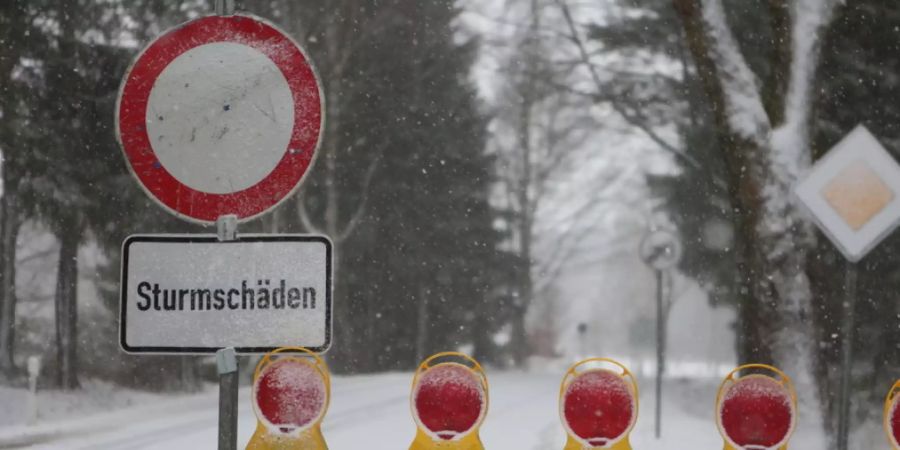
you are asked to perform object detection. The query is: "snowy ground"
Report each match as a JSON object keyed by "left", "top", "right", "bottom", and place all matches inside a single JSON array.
[{"left": 0, "top": 368, "right": 839, "bottom": 449}]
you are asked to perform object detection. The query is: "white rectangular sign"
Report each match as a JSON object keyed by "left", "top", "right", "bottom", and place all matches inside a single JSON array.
[{"left": 120, "top": 235, "right": 332, "bottom": 354}]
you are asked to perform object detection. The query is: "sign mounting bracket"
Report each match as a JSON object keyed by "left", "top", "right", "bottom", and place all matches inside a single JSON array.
[{"left": 217, "top": 214, "right": 238, "bottom": 242}]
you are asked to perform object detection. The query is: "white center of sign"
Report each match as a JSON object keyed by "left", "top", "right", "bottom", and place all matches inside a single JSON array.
[{"left": 146, "top": 42, "right": 295, "bottom": 194}]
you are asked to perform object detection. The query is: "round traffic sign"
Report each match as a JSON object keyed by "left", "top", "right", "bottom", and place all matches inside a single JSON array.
[
  {"left": 639, "top": 229, "right": 683, "bottom": 270},
  {"left": 252, "top": 357, "right": 327, "bottom": 435},
  {"left": 718, "top": 375, "right": 795, "bottom": 449},
  {"left": 561, "top": 369, "right": 637, "bottom": 447},
  {"left": 412, "top": 363, "right": 487, "bottom": 441},
  {"left": 116, "top": 14, "right": 323, "bottom": 224}
]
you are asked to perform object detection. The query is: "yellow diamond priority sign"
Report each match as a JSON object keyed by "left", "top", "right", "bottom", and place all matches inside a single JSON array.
[{"left": 795, "top": 125, "right": 900, "bottom": 261}]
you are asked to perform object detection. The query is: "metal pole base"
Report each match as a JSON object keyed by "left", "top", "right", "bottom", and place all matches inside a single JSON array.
[{"left": 217, "top": 347, "right": 239, "bottom": 450}]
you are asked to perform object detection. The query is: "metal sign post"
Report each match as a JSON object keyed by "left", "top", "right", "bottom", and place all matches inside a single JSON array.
[
  {"left": 795, "top": 126, "right": 900, "bottom": 450},
  {"left": 836, "top": 262, "right": 858, "bottom": 449},
  {"left": 639, "top": 229, "right": 682, "bottom": 439},
  {"left": 114, "top": 2, "right": 327, "bottom": 449},
  {"left": 651, "top": 272, "right": 665, "bottom": 438},
  {"left": 216, "top": 216, "right": 239, "bottom": 450},
  {"left": 217, "top": 347, "right": 239, "bottom": 450},
  {"left": 215, "top": 0, "right": 235, "bottom": 16}
]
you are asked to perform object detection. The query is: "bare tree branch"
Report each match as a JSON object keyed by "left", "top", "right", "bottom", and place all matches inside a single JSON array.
[
  {"left": 297, "top": 199, "right": 321, "bottom": 235},
  {"left": 553, "top": 0, "right": 729, "bottom": 190},
  {"left": 338, "top": 152, "right": 382, "bottom": 242}
]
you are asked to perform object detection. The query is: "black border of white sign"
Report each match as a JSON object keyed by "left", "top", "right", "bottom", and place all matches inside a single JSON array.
[{"left": 119, "top": 234, "right": 333, "bottom": 354}]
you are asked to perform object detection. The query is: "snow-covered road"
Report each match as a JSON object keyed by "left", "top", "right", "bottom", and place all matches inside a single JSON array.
[{"left": 8, "top": 372, "right": 829, "bottom": 449}]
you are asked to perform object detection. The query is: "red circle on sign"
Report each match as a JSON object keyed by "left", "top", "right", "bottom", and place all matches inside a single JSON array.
[
  {"left": 719, "top": 375, "right": 794, "bottom": 448},
  {"left": 253, "top": 358, "right": 327, "bottom": 434},
  {"left": 562, "top": 370, "right": 636, "bottom": 446},
  {"left": 116, "top": 15, "right": 322, "bottom": 223},
  {"left": 889, "top": 395, "right": 900, "bottom": 448},
  {"left": 413, "top": 363, "right": 486, "bottom": 440}
]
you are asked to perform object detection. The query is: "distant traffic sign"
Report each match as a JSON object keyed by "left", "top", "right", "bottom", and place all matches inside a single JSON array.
[
  {"left": 639, "top": 229, "right": 682, "bottom": 270},
  {"left": 717, "top": 370, "right": 796, "bottom": 449},
  {"left": 116, "top": 14, "right": 323, "bottom": 224},
  {"left": 120, "top": 235, "right": 332, "bottom": 353},
  {"left": 795, "top": 125, "right": 900, "bottom": 261}
]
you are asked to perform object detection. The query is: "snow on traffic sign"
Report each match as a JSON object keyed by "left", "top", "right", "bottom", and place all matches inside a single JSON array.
[
  {"left": 795, "top": 125, "right": 900, "bottom": 261},
  {"left": 120, "top": 235, "right": 332, "bottom": 354},
  {"left": 717, "top": 372, "right": 796, "bottom": 450},
  {"left": 116, "top": 14, "right": 323, "bottom": 224},
  {"left": 560, "top": 360, "right": 638, "bottom": 449}
]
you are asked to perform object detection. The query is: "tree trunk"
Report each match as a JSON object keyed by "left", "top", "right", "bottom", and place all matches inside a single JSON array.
[
  {"left": 673, "top": 0, "right": 829, "bottom": 430},
  {"left": 179, "top": 358, "right": 199, "bottom": 392},
  {"left": 0, "top": 179, "right": 21, "bottom": 376},
  {"left": 415, "top": 287, "right": 429, "bottom": 365},
  {"left": 54, "top": 214, "right": 81, "bottom": 390},
  {"left": 472, "top": 308, "right": 496, "bottom": 367}
]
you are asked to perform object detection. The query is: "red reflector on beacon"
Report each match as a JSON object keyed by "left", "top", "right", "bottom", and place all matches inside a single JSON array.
[
  {"left": 413, "top": 363, "right": 486, "bottom": 441},
  {"left": 253, "top": 356, "right": 327, "bottom": 435},
  {"left": 717, "top": 366, "right": 796, "bottom": 450},
  {"left": 563, "top": 369, "right": 635, "bottom": 446}
]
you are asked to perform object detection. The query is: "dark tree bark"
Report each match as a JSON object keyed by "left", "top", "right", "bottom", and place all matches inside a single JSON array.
[
  {"left": 671, "top": 0, "right": 840, "bottom": 436},
  {"left": 0, "top": 178, "right": 21, "bottom": 375},
  {"left": 54, "top": 213, "right": 81, "bottom": 390}
]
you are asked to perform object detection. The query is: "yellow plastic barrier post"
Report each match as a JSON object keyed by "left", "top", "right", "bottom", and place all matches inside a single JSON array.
[
  {"left": 409, "top": 352, "right": 489, "bottom": 450},
  {"left": 559, "top": 358, "right": 638, "bottom": 450},
  {"left": 716, "top": 364, "right": 796, "bottom": 450},
  {"left": 246, "top": 347, "right": 330, "bottom": 450},
  {"left": 884, "top": 380, "right": 900, "bottom": 449}
]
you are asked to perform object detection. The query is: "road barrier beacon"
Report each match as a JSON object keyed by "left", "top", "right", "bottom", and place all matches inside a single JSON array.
[
  {"left": 247, "top": 348, "right": 330, "bottom": 450},
  {"left": 409, "top": 352, "right": 488, "bottom": 450},
  {"left": 716, "top": 365, "right": 796, "bottom": 450},
  {"left": 560, "top": 358, "right": 638, "bottom": 450},
  {"left": 885, "top": 380, "right": 900, "bottom": 449}
]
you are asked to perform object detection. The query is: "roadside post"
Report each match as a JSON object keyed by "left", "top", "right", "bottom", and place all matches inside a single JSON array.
[
  {"left": 559, "top": 358, "right": 638, "bottom": 450},
  {"left": 577, "top": 322, "right": 588, "bottom": 357},
  {"left": 114, "top": 1, "right": 327, "bottom": 448},
  {"left": 246, "top": 348, "right": 330, "bottom": 450},
  {"left": 217, "top": 347, "right": 239, "bottom": 450},
  {"left": 25, "top": 355, "right": 41, "bottom": 425},
  {"left": 716, "top": 364, "right": 796, "bottom": 450},
  {"left": 638, "top": 228, "right": 682, "bottom": 439},
  {"left": 884, "top": 380, "right": 900, "bottom": 449},
  {"left": 409, "top": 352, "right": 488, "bottom": 450},
  {"left": 794, "top": 125, "right": 900, "bottom": 450}
]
